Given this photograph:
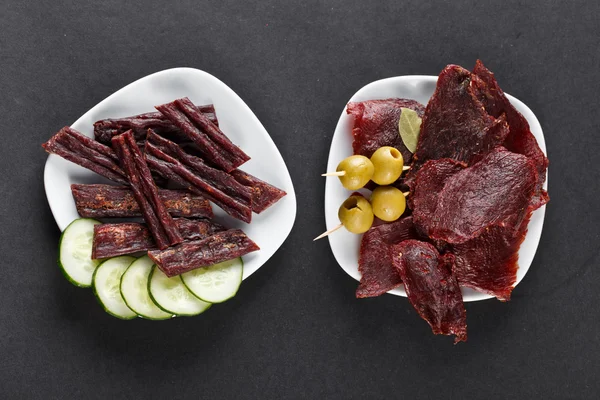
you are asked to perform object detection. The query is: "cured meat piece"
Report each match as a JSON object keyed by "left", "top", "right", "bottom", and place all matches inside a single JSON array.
[
  {"left": 112, "top": 131, "right": 183, "bottom": 249},
  {"left": 448, "top": 212, "right": 531, "bottom": 301},
  {"left": 410, "top": 159, "right": 466, "bottom": 234},
  {"left": 145, "top": 131, "right": 253, "bottom": 223},
  {"left": 471, "top": 60, "right": 549, "bottom": 209},
  {"left": 408, "top": 65, "right": 509, "bottom": 183},
  {"left": 391, "top": 240, "right": 467, "bottom": 343},
  {"left": 71, "top": 184, "right": 213, "bottom": 219},
  {"left": 148, "top": 229, "right": 260, "bottom": 277},
  {"left": 92, "top": 218, "right": 225, "bottom": 259},
  {"left": 356, "top": 216, "right": 418, "bottom": 298},
  {"left": 347, "top": 98, "right": 425, "bottom": 162},
  {"left": 230, "top": 170, "right": 286, "bottom": 213},
  {"left": 93, "top": 105, "right": 218, "bottom": 145},
  {"left": 156, "top": 97, "right": 249, "bottom": 172},
  {"left": 417, "top": 147, "right": 537, "bottom": 244},
  {"left": 42, "top": 126, "right": 128, "bottom": 184}
]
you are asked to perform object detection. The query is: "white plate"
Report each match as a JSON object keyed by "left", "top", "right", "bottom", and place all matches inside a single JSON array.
[
  {"left": 324, "top": 75, "right": 547, "bottom": 302},
  {"left": 44, "top": 67, "right": 296, "bottom": 280}
]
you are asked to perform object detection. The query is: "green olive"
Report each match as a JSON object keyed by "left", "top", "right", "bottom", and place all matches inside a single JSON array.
[
  {"left": 371, "top": 186, "right": 406, "bottom": 222},
  {"left": 338, "top": 195, "right": 374, "bottom": 234},
  {"left": 370, "top": 146, "right": 404, "bottom": 185},
  {"left": 336, "top": 155, "right": 374, "bottom": 190}
]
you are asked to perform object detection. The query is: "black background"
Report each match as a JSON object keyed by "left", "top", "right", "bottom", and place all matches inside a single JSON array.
[{"left": 2, "top": 1, "right": 599, "bottom": 399}]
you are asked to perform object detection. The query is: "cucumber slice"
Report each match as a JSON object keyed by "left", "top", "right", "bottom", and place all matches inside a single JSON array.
[
  {"left": 148, "top": 266, "right": 211, "bottom": 316},
  {"left": 120, "top": 256, "right": 172, "bottom": 320},
  {"left": 58, "top": 218, "right": 102, "bottom": 287},
  {"left": 181, "top": 258, "right": 243, "bottom": 303},
  {"left": 93, "top": 256, "right": 137, "bottom": 320}
]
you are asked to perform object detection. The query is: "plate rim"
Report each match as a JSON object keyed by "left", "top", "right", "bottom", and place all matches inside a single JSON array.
[{"left": 324, "top": 74, "right": 547, "bottom": 302}]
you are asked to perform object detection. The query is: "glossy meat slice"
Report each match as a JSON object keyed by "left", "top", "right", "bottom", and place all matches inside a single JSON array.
[
  {"left": 148, "top": 229, "right": 260, "bottom": 277},
  {"left": 347, "top": 98, "right": 425, "bottom": 162},
  {"left": 42, "top": 126, "right": 128, "bottom": 184},
  {"left": 408, "top": 65, "right": 509, "bottom": 182},
  {"left": 419, "top": 147, "right": 537, "bottom": 244},
  {"left": 448, "top": 211, "right": 531, "bottom": 301},
  {"left": 71, "top": 184, "right": 213, "bottom": 219},
  {"left": 356, "top": 216, "right": 418, "bottom": 298},
  {"left": 92, "top": 218, "right": 225, "bottom": 259},
  {"left": 112, "top": 131, "right": 183, "bottom": 249},
  {"left": 145, "top": 131, "right": 253, "bottom": 223},
  {"left": 230, "top": 169, "right": 286, "bottom": 213},
  {"left": 471, "top": 60, "right": 549, "bottom": 209},
  {"left": 156, "top": 97, "right": 249, "bottom": 172},
  {"left": 391, "top": 240, "right": 467, "bottom": 343},
  {"left": 410, "top": 158, "right": 466, "bottom": 235}
]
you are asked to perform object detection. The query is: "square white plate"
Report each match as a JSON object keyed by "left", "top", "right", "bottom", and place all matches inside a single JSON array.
[
  {"left": 324, "top": 75, "right": 547, "bottom": 302},
  {"left": 44, "top": 68, "right": 296, "bottom": 280}
]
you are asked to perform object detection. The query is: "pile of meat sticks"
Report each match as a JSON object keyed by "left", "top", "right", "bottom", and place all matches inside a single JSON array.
[{"left": 43, "top": 97, "right": 286, "bottom": 277}]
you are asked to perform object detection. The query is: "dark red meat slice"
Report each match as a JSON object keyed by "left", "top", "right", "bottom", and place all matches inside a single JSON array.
[
  {"left": 92, "top": 218, "right": 225, "bottom": 259},
  {"left": 230, "top": 170, "right": 286, "bottom": 213},
  {"left": 42, "top": 126, "right": 128, "bottom": 184},
  {"left": 408, "top": 65, "right": 509, "bottom": 184},
  {"left": 356, "top": 216, "right": 418, "bottom": 298},
  {"left": 447, "top": 211, "right": 531, "bottom": 301},
  {"left": 417, "top": 147, "right": 537, "bottom": 244},
  {"left": 410, "top": 158, "right": 466, "bottom": 233},
  {"left": 71, "top": 184, "right": 213, "bottom": 219},
  {"left": 112, "top": 131, "right": 183, "bottom": 249},
  {"left": 94, "top": 105, "right": 218, "bottom": 145},
  {"left": 471, "top": 60, "right": 549, "bottom": 209},
  {"left": 347, "top": 98, "right": 425, "bottom": 162},
  {"left": 156, "top": 98, "right": 249, "bottom": 172},
  {"left": 391, "top": 240, "right": 467, "bottom": 343},
  {"left": 148, "top": 229, "right": 260, "bottom": 277},
  {"left": 145, "top": 131, "right": 253, "bottom": 223}
]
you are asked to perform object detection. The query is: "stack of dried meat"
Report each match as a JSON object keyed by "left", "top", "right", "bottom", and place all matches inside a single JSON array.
[
  {"left": 349, "top": 61, "right": 549, "bottom": 343},
  {"left": 43, "top": 97, "right": 287, "bottom": 277}
]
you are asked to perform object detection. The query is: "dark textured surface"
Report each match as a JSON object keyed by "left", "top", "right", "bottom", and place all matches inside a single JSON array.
[{"left": 1, "top": 0, "right": 599, "bottom": 398}]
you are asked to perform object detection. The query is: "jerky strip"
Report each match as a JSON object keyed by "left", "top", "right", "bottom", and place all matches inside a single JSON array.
[
  {"left": 42, "top": 126, "right": 128, "bottom": 184},
  {"left": 148, "top": 229, "right": 260, "bottom": 277},
  {"left": 145, "top": 131, "right": 252, "bottom": 223},
  {"left": 392, "top": 240, "right": 467, "bottom": 344},
  {"left": 94, "top": 104, "right": 218, "bottom": 145},
  {"left": 71, "top": 184, "right": 213, "bottom": 219},
  {"left": 156, "top": 98, "right": 249, "bottom": 172},
  {"left": 92, "top": 218, "right": 225, "bottom": 259},
  {"left": 112, "top": 131, "right": 183, "bottom": 249},
  {"left": 230, "top": 169, "right": 286, "bottom": 214}
]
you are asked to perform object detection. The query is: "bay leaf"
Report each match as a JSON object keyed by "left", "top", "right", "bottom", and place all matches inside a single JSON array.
[{"left": 398, "top": 107, "right": 422, "bottom": 153}]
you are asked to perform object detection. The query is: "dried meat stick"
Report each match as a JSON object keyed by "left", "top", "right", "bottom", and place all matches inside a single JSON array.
[
  {"left": 145, "top": 131, "right": 253, "bottom": 223},
  {"left": 92, "top": 218, "right": 225, "bottom": 259},
  {"left": 156, "top": 98, "right": 249, "bottom": 172},
  {"left": 148, "top": 229, "right": 260, "bottom": 277},
  {"left": 112, "top": 131, "right": 183, "bottom": 249},
  {"left": 94, "top": 104, "right": 218, "bottom": 145},
  {"left": 71, "top": 184, "right": 213, "bottom": 219},
  {"left": 175, "top": 97, "right": 249, "bottom": 166},
  {"left": 229, "top": 169, "right": 286, "bottom": 213},
  {"left": 42, "top": 127, "right": 128, "bottom": 184}
]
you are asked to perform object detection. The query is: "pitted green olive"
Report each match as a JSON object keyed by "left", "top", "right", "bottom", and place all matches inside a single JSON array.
[
  {"left": 336, "top": 155, "right": 375, "bottom": 190},
  {"left": 371, "top": 186, "right": 406, "bottom": 222},
  {"left": 370, "top": 146, "right": 404, "bottom": 185},
  {"left": 338, "top": 195, "right": 374, "bottom": 234}
]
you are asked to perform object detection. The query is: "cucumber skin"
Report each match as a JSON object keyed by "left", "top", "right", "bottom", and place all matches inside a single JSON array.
[
  {"left": 119, "top": 260, "right": 173, "bottom": 321},
  {"left": 181, "top": 258, "right": 244, "bottom": 304},
  {"left": 92, "top": 257, "right": 137, "bottom": 320},
  {"left": 147, "top": 265, "right": 212, "bottom": 317},
  {"left": 57, "top": 218, "right": 101, "bottom": 288}
]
